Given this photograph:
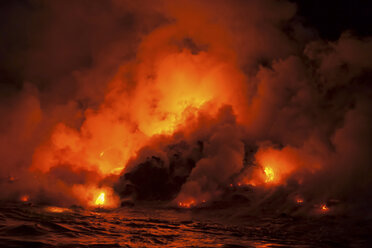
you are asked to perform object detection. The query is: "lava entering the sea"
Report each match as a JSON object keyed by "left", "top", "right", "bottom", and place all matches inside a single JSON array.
[{"left": 0, "top": 0, "right": 371, "bottom": 225}]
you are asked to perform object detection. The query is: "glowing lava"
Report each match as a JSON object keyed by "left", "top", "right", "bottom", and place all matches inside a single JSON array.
[
  {"left": 178, "top": 199, "right": 196, "bottom": 208},
  {"left": 95, "top": 193, "right": 105, "bottom": 206},
  {"left": 321, "top": 204, "right": 329, "bottom": 212},
  {"left": 45, "top": 206, "right": 71, "bottom": 213},
  {"left": 264, "top": 167, "right": 275, "bottom": 182},
  {"left": 20, "top": 195, "right": 29, "bottom": 202},
  {"left": 296, "top": 198, "right": 304, "bottom": 204}
]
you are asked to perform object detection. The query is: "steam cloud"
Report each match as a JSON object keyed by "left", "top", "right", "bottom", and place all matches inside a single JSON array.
[{"left": 0, "top": 0, "right": 371, "bottom": 216}]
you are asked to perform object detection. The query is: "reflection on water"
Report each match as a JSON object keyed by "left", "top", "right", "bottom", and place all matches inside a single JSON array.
[{"left": 0, "top": 203, "right": 368, "bottom": 247}]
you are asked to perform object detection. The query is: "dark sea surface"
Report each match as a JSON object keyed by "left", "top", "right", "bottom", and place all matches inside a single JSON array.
[{"left": 0, "top": 203, "right": 369, "bottom": 248}]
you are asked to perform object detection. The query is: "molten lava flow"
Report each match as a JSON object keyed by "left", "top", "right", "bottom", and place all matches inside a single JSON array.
[
  {"left": 95, "top": 192, "right": 105, "bottom": 206},
  {"left": 264, "top": 167, "right": 275, "bottom": 182}
]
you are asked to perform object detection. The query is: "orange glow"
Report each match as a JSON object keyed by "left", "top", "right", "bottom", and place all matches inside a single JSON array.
[
  {"left": 256, "top": 149, "right": 295, "bottom": 185},
  {"left": 72, "top": 185, "right": 119, "bottom": 208},
  {"left": 29, "top": 44, "right": 248, "bottom": 205},
  {"left": 95, "top": 192, "right": 105, "bottom": 206},
  {"left": 321, "top": 204, "right": 329, "bottom": 212},
  {"left": 243, "top": 146, "right": 308, "bottom": 186},
  {"left": 0, "top": 0, "right": 349, "bottom": 216},
  {"left": 27, "top": 0, "right": 249, "bottom": 207},
  {"left": 264, "top": 167, "right": 275, "bottom": 182},
  {"left": 178, "top": 199, "right": 196, "bottom": 208},
  {"left": 132, "top": 51, "right": 246, "bottom": 137},
  {"left": 20, "top": 195, "right": 29, "bottom": 202},
  {"left": 31, "top": 46, "right": 248, "bottom": 176},
  {"left": 45, "top": 206, "right": 71, "bottom": 213},
  {"left": 237, "top": 145, "right": 324, "bottom": 188}
]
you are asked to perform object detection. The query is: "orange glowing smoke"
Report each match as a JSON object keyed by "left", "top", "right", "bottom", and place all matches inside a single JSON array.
[
  {"left": 31, "top": 53, "right": 246, "bottom": 173},
  {"left": 71, "top": 185, "right": 119, "bottom": 208},
  {"left": 25, "top": 0, "right": 255, "bottom": 208},
  {"left": 26, "top": 0, "right": 259, "bottom": 207},
  {"left": 241, "top": 146, "right": 321, "bottom": 187},
  {"left": 255, "top": 148, "right": 297, "bottom": 185},
  {"left": 30, "top": 33, "right": 248, "bottom": 206},
  {"left": 131, "top": 51, "right": 247, "bottom": 137},
  {"left": 296, "top": 198, "right": 304, "bottom": 204}
]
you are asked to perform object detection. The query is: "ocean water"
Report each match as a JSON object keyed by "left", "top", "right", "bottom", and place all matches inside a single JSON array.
[{"left": 0, "top": 203, "right": 369, "bottom": 248}]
